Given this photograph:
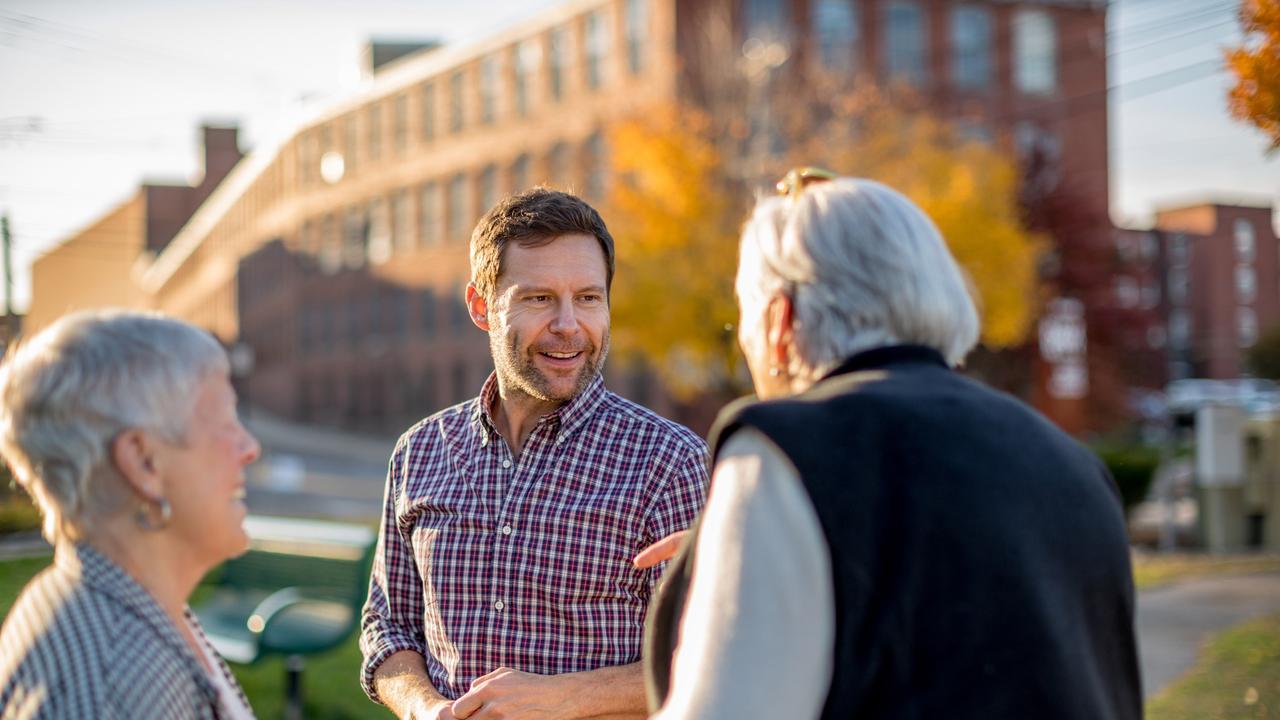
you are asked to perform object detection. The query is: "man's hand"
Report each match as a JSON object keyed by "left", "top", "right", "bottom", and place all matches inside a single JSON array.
[
  {"left": 632, "top": 530, "right": 688, "bottom": 569},
  {"left": 451, "top": 667, "right": 569, "bottom": 719}
]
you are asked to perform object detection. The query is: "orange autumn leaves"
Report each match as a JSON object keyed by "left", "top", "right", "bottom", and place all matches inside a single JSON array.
[{"left": 1227, "top": 0, "right": 1280, "bottom": 151}]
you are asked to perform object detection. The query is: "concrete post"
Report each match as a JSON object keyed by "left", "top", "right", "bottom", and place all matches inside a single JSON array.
[{"left": 1196, "top": 405, "right": 1245, "bottom": 553}]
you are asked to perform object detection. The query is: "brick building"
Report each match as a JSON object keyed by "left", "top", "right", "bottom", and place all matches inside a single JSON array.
[
  {"left": 1118, "top": 201, "right": 1280, "bottom": 382},
  {"left": 31, "top": 0, "right": 1111, "bottom": 433}
]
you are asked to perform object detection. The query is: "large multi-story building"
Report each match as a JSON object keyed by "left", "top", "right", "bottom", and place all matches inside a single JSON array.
[
  {"left": 1118, "top": 201, "right": 1280, "bottom": 382},
  {"left": 29, "top": 0, "right": 1110, "bottom": 433}
]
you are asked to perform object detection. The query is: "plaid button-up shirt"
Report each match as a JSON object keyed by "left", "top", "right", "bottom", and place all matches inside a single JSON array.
[{"left": 360, "top": 372, "right": 708, "bottom": 702}]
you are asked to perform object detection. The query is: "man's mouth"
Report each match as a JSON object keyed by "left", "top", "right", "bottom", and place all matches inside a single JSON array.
[{"left": 541, "top": 351, "right": 582, "bottom": 360}]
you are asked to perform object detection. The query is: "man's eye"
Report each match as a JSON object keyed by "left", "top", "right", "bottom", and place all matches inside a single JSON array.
[{"left": 579, "top": 295, "right": 602, "bottom": 304}]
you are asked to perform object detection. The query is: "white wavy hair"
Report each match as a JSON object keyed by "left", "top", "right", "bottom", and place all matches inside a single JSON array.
[
  {"left": 0, "top": 309, "right": 228, "bottom": 543},
  {"left": 737, "top": 177, "right": 980, "bottom": 376}
]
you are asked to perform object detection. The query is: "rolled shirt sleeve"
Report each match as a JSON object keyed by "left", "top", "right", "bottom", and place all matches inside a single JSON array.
[
  {"left": 643, "top": 439, "right": 710, "bottom": 588},
  {"left": 654, "top": 427, "right": 835, "bottom": 720},
  {"left": 359, "top": 434, "right": 429, "bottom": 703}
]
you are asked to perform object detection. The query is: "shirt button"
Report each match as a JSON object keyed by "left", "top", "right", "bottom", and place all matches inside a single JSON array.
[
  {"left": 502, "top": 459, "right": 512, "bottom": 469},
  {"left": 555, "top": 435, "right": 565, "bottom": 445},
  {"left": 494, "top": 600, "right": 505, "bottom": 611},
  {"left": 501, "top": 525, "right": 513, "bottom": 535}
]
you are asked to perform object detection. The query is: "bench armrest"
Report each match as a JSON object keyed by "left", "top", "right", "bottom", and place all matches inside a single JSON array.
[{"left": 246, "top": 587, "right": 306, "bottom": 634}]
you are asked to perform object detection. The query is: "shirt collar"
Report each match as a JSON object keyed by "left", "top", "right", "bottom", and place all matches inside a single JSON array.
[
  {"left": 58, "top": 542, "right": 221, "bottom": 700},
  {"left": 820, "top": 344, "right": 949, "bottom": 381},
  {"left": 472, "top": 371, "right": 608, "bottom": 444}
]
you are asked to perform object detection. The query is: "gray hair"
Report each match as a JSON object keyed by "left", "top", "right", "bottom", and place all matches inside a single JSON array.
[
  {"left": 738, "top": 178, "right": 980, "bottom": 375},
  {"left": 0, "top": 309, "right": 229, "bottom": 543}
]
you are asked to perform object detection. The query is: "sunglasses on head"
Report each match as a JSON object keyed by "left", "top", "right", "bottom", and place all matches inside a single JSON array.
[{"left": 775, "top": 166, "right": 837, "bottom": 198}]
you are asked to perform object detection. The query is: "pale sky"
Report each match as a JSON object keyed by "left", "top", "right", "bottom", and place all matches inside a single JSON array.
[{"left": 1, "top": 0, "right": 1275, "bottom": 312}]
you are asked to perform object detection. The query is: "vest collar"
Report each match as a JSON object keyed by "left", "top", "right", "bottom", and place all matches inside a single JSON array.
[{"left": 821, "top": 344, "right": 948, "bottom": 381}]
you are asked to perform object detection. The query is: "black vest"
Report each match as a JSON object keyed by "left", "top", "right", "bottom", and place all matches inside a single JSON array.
[{"left": 645, "top": 345, "right": 1141, "bottom": 719}]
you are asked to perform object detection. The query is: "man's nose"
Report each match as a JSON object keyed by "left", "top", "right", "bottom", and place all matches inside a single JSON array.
[{"left": 549, "top": 297, "right": 578, "bottom": 333}]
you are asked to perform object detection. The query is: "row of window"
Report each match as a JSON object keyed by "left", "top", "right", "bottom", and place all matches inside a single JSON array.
[
  {"left": 296, "top": 288, "right": 472, "bottom": 353},
  {"left": 752, "top": 0, "right": 1059, "bottom": 93},
  {"left": 296, "top": 360, "right": 485, "bottom": 426},
  {"left": 297, "top": 0, "right": 646, "bottom": 188},
  {"left": 298, "top": 134, "right": 606, "bottom": 270}
]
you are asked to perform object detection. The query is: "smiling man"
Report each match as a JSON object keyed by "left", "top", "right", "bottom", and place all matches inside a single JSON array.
[{"left": 360, "top": 188, "right": 709, "bottom": 720}]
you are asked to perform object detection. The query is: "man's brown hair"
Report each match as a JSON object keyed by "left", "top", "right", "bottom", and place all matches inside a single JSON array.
[{"left": 469, "top": 188, "right": 616, "bottom": 301}]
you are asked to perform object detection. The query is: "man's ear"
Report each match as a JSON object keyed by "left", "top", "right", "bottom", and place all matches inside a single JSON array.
[
  {"left": 465, "top": 283, "right": 491, "bottom": 332},
  {"left": 110, "top": 428, "right": 164, "bottom": 501},
  {"left": 766, "top": 294, "right": 795, "bottom": 368}
]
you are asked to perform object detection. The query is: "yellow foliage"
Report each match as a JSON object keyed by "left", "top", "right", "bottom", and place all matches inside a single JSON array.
[
  {"left": 604, "top": 95, "right": 1043, "bottom": 397},
  {"left": 604, "top": 106, "right": 744, "bottom": 398}
]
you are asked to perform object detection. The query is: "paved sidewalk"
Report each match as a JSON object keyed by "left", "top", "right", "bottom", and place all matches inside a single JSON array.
[{"left": 1136, "top": 572, "right": 1280, "bottom": 697}]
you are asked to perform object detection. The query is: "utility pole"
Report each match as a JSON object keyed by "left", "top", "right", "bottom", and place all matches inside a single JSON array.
[{"left": 1, "top": 213, "right": 11, "bottom": 318}]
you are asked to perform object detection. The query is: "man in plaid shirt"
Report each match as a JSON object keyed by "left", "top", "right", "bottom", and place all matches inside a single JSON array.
[{"left": 360, "top": 188, "right": 709, "bottom": 720}]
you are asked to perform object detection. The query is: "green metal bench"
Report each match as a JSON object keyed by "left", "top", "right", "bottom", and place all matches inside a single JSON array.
[{"left": 193, "top": 515, "right": 376, "bottom": 719}]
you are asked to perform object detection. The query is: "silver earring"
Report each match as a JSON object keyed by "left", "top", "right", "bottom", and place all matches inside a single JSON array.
[
  {"left": 135, "top": 497, "right": 171, "bottom": 531},
  {"left": 768, "top": 366, "right": 782, "bottom": 377}
]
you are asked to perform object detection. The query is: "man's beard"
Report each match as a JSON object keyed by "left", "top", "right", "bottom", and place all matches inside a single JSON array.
[{"left": 490, "top": 327, "right": 610, "bottom": 405}]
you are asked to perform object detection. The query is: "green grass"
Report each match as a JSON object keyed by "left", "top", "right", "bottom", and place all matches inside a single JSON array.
[
  {"left": 1147, "top": 613, "right": 1280, "bottom": 719},
  {"left": 0, "top": 555, "right": 391, "bottom": 720},
  {"left": 0, "top": 492, "right": 41, "bottom": 534},
  {"left": 1132, "top": 553, "right": 1280, "bottom": 590}
]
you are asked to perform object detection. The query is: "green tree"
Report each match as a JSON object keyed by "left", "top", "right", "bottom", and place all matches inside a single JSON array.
[{"left": 1247, "top": 324, "right": 1280, "bottom": 379}]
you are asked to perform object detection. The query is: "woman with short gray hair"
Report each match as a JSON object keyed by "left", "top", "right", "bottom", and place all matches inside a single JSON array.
[
  {"left": 0, "top": 310, "right": 260, "bottom": 719},
  {"left": 641, "top": 173, "right": 1141, "bottom": 719}
]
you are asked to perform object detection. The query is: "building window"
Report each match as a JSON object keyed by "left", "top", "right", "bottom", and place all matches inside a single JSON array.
[
  {"left": 1013, "top": 8, "right": 1057, "bottom": 94},
  {"left": 813, "top": 0, "right": 857, "bottom": 71},
  {"left": 478, "top": 164, "right": 498, "bottom": 216},
  {"left": 421, "top": 83, "right": 436, "bottom": 141},
  {"left": 585, "top": 10, "right": 609, "bottom": 90},
  {"left": 514, "top": 40, "right": 538, "bottom": 116},
  {"left": 394, "top": 94, "right": 408, "bottom": 153},
  {"left": 1168, "top": 267, "right": 1188, "bottom": 305},
  {"left": 448, "top": 172, "right": 470, "bottom": 239},
  {"left": 1169, "top": 309, "right": 1191, "bottom": 348},
  {"left": 345, "top": 115, "right": 359, "bottom": 176},
  {"left": 1234, "top": 218, "right": 1256, "bottom": 262},
  {"left": 1113, "top": 276, "right": 1139, "bottom": 309},
  {"left": 368, "top": 103, "right": 382, "bottom": 162},
  {"left": 420, "top": 289, "right": 438, "bottom": 337},
  {"left": 392, "top": 190, "right": 413, "bottom": 253},
  {"left": 1237, "top": 266, "right": 1257, "bottom": 303},
  {"left": 549, "top": 28, "right": 567, "bottom": 101},
  {"left": 344, "top": 205, "right": 367, "bottom": 269},
  {"left": 950, "top": 5, "right": 992, "bottom": 90},
  {"left": 626, "top": 0, "right": 648, "bottom": 74},
  {"left": 884, "top": 1, "right": 927, "bottom": 86},
  {"left": 319, "top": 213, "right": 341, "bottom": 274},
  {"left": 420, "top": 181, "right": 440, "bottom": 247},
  {"left": 547, "top": 142, "right": 569, "bottom": 187},
  {"left": 480, "top": 55, "right": 499, "bottom": 125},
  {"left": 1141, "top": 280, "right": 1160, "bottom": 309},
  {"left": 450, "top": 70, "right": 465, "bottom": 133},
  {"left": 584, "top": 133, "right": 605, "bottom": 200},
  {"left": 1239, "top": 307, "right": 1259, "bottom": 348},
  {"left": 1169, "top": 233, "right": 1189, "bottom": 267},
  {"left": 367, "top": 197, "right": 392, "bottom": 264},
  {"left": 511, "top": 153, "right": 531, "bottom": 192}
]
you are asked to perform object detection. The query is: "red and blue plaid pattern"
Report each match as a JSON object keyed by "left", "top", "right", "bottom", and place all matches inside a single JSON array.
[{"left": 360, "top": 372, "right": 708, "bottom": 702}]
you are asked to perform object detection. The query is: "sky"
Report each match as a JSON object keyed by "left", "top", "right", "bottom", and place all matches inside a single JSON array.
[{"left": 0, "top": 0, "right": 1276, "bottom": 312}]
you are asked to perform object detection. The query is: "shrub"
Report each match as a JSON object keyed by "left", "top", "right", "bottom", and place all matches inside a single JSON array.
[{"left": 1092, "top": 444, "right": 1161, "bottom": 515}]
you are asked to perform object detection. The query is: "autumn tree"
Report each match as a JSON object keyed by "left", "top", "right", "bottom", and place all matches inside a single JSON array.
[
  {"left": 1227, "top": 0, "right": 1280, "bottom": 151},
  {"left": 604, "top": 87, "right": 1043, "bottom": 399}
]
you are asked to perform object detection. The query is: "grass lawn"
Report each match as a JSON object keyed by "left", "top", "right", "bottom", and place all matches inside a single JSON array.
[
  {"left": 1146, "top": 612, "right": 1280, "bottom": 720},
  {"left": 1132, "top": 552, "right": 1280, "bottom": 590},
  {"left": 0, "top": 554, "right": 391, "bottom": 720}
]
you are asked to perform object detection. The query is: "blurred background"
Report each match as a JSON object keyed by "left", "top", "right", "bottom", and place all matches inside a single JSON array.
[{"left": 2, "top": 0, "right": 1280, "bottom": 717}]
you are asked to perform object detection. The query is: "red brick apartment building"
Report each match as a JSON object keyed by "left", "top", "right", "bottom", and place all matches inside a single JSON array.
[
  {"left": 30, "top": 0, "right": 1110, "bottom": 433},
  {"left": 1115, "top": 202, "right": 1280, "bottom": 384}
]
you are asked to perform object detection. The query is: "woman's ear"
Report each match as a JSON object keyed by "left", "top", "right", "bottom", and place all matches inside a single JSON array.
[
  {"left": 110, "top": 429, "right": 164, "bottom": 500},
  {"left": 766, "top": 294, "right": 795, "bottom": 367}
]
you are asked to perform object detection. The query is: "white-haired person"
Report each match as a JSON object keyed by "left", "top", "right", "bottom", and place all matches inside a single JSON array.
[
  {"left": 638, "top": 170, "right": 1142, "bottom": 719},
  {"left": 0, "top": 310, "right": 260, "bottom": 719}
]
